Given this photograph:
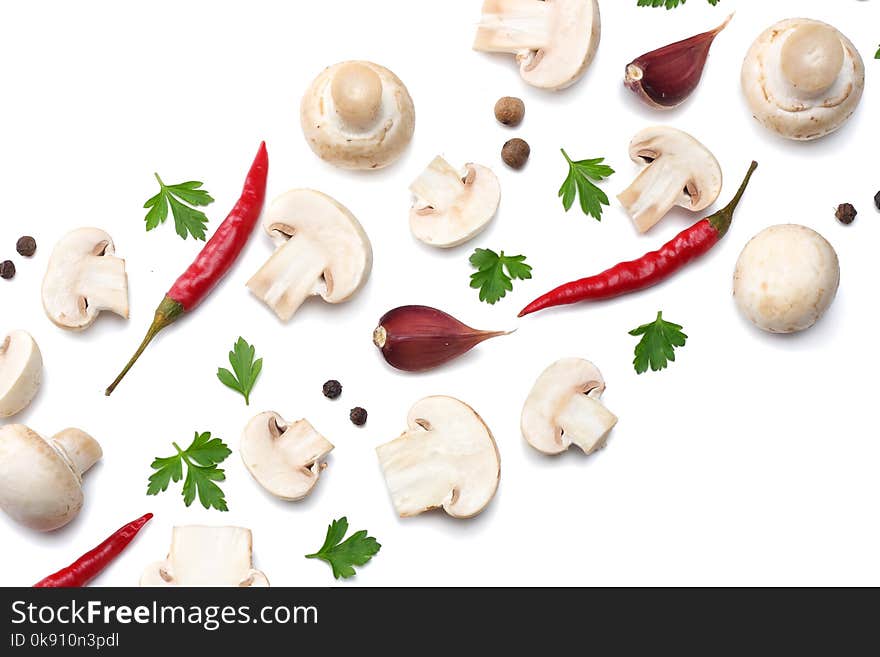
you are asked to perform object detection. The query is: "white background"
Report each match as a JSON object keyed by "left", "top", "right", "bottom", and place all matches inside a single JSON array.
[{"left": 1, "top": 0, "right": 878, "bottom": 587}]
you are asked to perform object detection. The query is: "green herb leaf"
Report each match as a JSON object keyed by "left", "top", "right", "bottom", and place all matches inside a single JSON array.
[
  {"left": 217, "top": 337, "right": 263, "bottom": 405},
  {"left": 629, "top": 311, "right": 688, "bottom": 374},
  {"left": 147, "top": 432, "right": 231, "bottom": 511},
  {"left": 637, "top": 0, "right": 719, "bottom": 8},
  {"left": 305, "top": 517, "right": 381, "bottom": 580},
  {"left": 144, "top": 174, "right": 214, "bottom": 240},
  {"left": 875, "top": 45, "right": 879, "bottom": 60},
  {"left": 469, "top": 248, "right": 532, "bottom": 305},
  {"left": 558, "top": 149, "right": 614, "bottom": 221}
]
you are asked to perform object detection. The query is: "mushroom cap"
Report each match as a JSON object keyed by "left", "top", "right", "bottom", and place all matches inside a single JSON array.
[
  {"left": 300, "top": 60, "right": 415, "bottom": 170},
  {"left": 521, "top": 358, "right": 618, "bottom": 455},
  {"left": 376, "top": 396, "right": 500, "bottom": 519},
  {"left": 141, "top": 526, "right": 269, "bottom": 587},
  {"left": 240, "top": 412, "right": 334, "bottom": 501},
  {"left": 0, "top": 330, "right": 42, "bottom": 418},
  {"left": 409, "top": 157, "right": 501, "bottom": 248},
  {"left": 734, "top": 224, "right": 840, "bottom": 334},
  {"left": 41, "top": 227, "right": 129, "bottom": 330},
  {"left": 247, "top": 189, "right": 373, "bottom": 321},
  {"left": 741, "top": 18, "right": 864, "bottom": 141}
]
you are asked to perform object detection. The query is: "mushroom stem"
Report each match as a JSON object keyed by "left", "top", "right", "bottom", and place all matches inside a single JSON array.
[
  {"left": 246, "top": 240, "right": 328, "bottom": 321},
  {"left": 707, "top": 161, "right": 758, "bottom": 238},
  {"left": 410, "top": 157, "right": 470, "bottom": 212},
  {"left": 557, "top": 394, "right": 618, "bottom": 455},
  {"left": 78, "top": 255, "right": 129, "bottom": 317},
  {"left": 473, "top": 0, "right": 550, "bottom": 55},
  {"left": 618, "top": 159, "right": 691, "bottom": 234},
  {"left": 52, "top": 429, "right": 102, "bottom": 476}
]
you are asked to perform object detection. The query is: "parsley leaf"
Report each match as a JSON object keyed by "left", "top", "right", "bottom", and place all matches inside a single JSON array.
[
  {"left": 144, "top": 174, "right": 214, "bottom": 240},
  {"left": 217, "top": 337, "right": 263, "bottom": 405},
  {"left": 147, "top": 432, "right": 231, "bottom": 511},
  {"left": 305, "top": 517, "right": 381, "bottom": 580},
  {"left": 469, "top": 248, "right": 532, "bottom": 304},
  {"left": 629, "top": 311, "right": 688, "bottom": 374},
  {"left": 875, "top": 45, "right": 879, "bottom": 60},
  {"left": 637, "top": 0, "right": 719, "bottom": 8},
  {"left": 558, "top": 149, "right": 614, "bottom": 221}
]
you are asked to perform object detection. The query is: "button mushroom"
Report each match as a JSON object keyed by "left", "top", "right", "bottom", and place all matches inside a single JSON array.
[
  {"left": 409, "top": 156, "right": 501, "bottom": 248},
  {"left": 246, "top": 189, "right": 372, "bottom": 321},
  {"left": 521, "top": 358, "right": 617, "bottom": 456},
  {"left": 140, "top": 526, "right": 269, "bottom": 587},
  {"left": 376, "top": 396, "right": 500, "bottom": 519},
  {"left": 300, "top": 60, "right": 415, "bottom": 170},
  {"left": 742, "top": 19, "right": 865, "bottom": 141},
  {"left": 0, "top": 425, "right": 101, "bottom": 531},
  {"left": 473, "top": 0, "right": 601, "bottom": 91},
  {"left": 240, "top": 412, "right": 334, "bottom": 501},
  {"left": 41, "top": 227, "right": 129, "bottom": 331},
  {"left": 617, "top": 127, "right": 722, "bottom": 234},
  {"left": 0, "top": 330, "right": 42, "bottom": 418}
]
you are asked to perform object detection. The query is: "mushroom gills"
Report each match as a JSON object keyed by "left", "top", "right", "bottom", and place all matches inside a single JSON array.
[
  {"left": 556, "top": 394, "right": 617, "bottom": 455},
  {"left": 247, "top": 237, "right": 329, "bottom": 321}
]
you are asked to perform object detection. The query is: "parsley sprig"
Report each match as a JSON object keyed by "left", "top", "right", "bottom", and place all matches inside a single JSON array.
[
  {"left": 629, "top": 312, "right": 688, "bottom": 374},
  {"left": 144, "top": 174, "right": 214, "bottom": 240},
  {"left": 217, "top": 337, "right": 263, "bottom": 405},
  {"left": 306, "top": 517, "right": 381, "bottom": 580},
  {"left": 469, "top": 248, "right": 532, "bottom": 304},
  {"left": 637, "top": 0, "right": 719, "bottom": 8},
  {"left": 558, "top": 149, "right": 614, "bottom": 221},
  {"left": 147, "top": 432, "right": 231, "bottom": 511}
]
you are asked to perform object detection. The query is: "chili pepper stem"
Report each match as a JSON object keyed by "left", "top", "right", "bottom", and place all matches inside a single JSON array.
[{"left": 709, "top": 161, "right": 758, "bottom": 237}]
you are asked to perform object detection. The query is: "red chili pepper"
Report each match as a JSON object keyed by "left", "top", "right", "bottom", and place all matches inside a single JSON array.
[
  {"left": 33, "top": 513, "right": 153, "bottom": 587},
  {"left": 519, "top": 161, "right": 757, "bottom": 318},
  {"left": 105, "top": 142, "right": 269, "bottom": 395}
]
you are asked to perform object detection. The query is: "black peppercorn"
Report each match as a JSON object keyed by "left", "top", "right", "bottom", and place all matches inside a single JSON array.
[
  {"left": 16, "top": 236, "right": 36, "bottom": 257},
  {"left": 322, "top": 379, "right": 342, "bottom": 399},
  {"left": 350, "top": 407, "right": 368, "bottom": 426},
  {"left": 874, "top": 191, "right": 880, "bottom": 212},
  {"left": 835, "top": 203, "right": 857, "bottom": 225},
  {"left": 0, "top": 260, "right": 15, "bottom": 280},
  {"left": 502, "top": 138, "right": 530, "bottom": 170}
]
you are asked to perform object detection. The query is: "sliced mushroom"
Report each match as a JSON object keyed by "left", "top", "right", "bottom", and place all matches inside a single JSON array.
[
  {"left": 617, "top": 127, "right": 722, "bottom": 234},
  {"left": 0, "top": 330, "right": 42, "bottom": 418},
  {"left": 376, "top": 396, "right": 500, "bottom": 519},
  {"left": 240, "top": 411, "right": 334, "bottom": 501},
  {"left": 140, "top": 526, "right": 269, "bottom": 587},
  {"left": 409, "top": 157, "right": 501, "bottom": 248},
  {"left": 42, "top": 228, "right": 129, "bottom": 331},
  {"left": 301, "top": 60, "right": 415, "bottom": 170},
  {"left": 0, "top": 425, "right": 101, "bottom": 531},
  {"left": 247, "top": 190, "right": 372, "bottom": 321},
  {"left": 521, "top": 358, "right": 617, "bottom": 455},
  {"left": 474, "top": 0, "right": 601, "bottom": 90},
  {"left": 742, "top": 19, "right": 865, "bottom": 141}
]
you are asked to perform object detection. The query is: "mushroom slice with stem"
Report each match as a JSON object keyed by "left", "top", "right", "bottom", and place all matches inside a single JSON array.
[
  {"left": 521, "top": 358, "right": 617, "bottom": 456},
  {"left": 0, "top": 330, "right": 42, "bottom": 418},
  {"left": 240, "top": 411, "right": 334, "bottom": 501},
  {"left": 0, "top": 425, "right": 102, "bottom": 531},
  {"left": 473, "top": 0, "right": 601, "bottom": 91},
  {"left": 617, "top": 127, "right": 722, "bottom": 234},
  {"left": 41, "top": 227, "right": 129, "bottom": 331},
  {"left": 741, "top": 19, "right": 865, "bottom": 141},
  {"left": 301, "top": 60, "right": 415, "bottom": 170},
  {"left": 409, "top": 156, "right": 501, "bottom": 248},
  {"left": 140, "top": 526, "right": 269, "bottom": 587},
  {"left": 376, "top": 396, "right": 500, "bottom": 519},
  {"left": 247, "top": 190, "right": 372, "bottom": 321}
]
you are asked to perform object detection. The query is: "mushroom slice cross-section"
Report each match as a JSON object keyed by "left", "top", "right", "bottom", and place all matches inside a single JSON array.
[
  {"left": 247, "top": 190, "right": 373, "bottom": 321},
  {"left": 617, "top": 127, "right": 722, "bottom": 234},
  {"left": 240, "top": 411, "right": 334, "bottom": 501},
  {"left": 41, "top": 227, "right": 129, "bottom": 330},
  {"left": 0, "top": 330, "right": 42, "bottom": 418},
  {"left": 473, "top": 0, "right": 601, "bottom": 91},
  {"left": 140, "top": 526, "right": 269, "bottom": 587},
  {"left": 376, "top": 396, "right": 500, "bottom": 519},
  {"left": 521, "top": 358, "right": 618, "bottom": 455},
  {"left": 409, "top": 156, "right": 501, "bottom": 248}
]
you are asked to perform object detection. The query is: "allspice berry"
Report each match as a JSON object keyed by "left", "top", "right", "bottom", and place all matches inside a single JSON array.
[
  {"left": 835, "top": 203, "right": 857, "bottom": 225},
  {"left": 494, "top": 96, "right": 525, "bottom": 126},
  {"left": 501, "top": 138, "right": 530, "bottom": 170},
  {"left": 0, "top": 260, "right": 15, "bottom": 280},
  {"left": 16, "top": 236, "right": 36, "bottom": 257}
]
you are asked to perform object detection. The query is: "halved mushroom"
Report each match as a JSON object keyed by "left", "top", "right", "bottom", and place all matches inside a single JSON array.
[
  {"left": 240, "top": 411, "right": 334, "bottom": 501},
  {"left": 301, "top": 60, "right": 415, "bottom": 170},
  {"left": 742, "top": 19, "right": 865, "bottom": 141},
  {"left": 376, "top": 396, "right": 500, "bottom": 519},
  {"left": 521, "top": 358, "right": 617, "bottom": 456},
  {"left": 473, "top": 0, "right": 601, "bottom": 91},
  {"left": 0, "top": 425, "right": 101, "bottom": 531},
  {"left": 409, "top": 157, "right": 501, "bottom": 248},
  {"left": 247, "top": 190, "right": 372, "bottom": 321},
  {"left": 140, "top": 526, "right": 269, "bottom": 587},
  {"left": 0, "top": 330, "right": 42, "bottom": 418},
  {"left": 42, "top": 228, "right": 129, "bottom": 331},
  {"left": 617, "top": 127, "right": 722, "bottom": 234}
]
